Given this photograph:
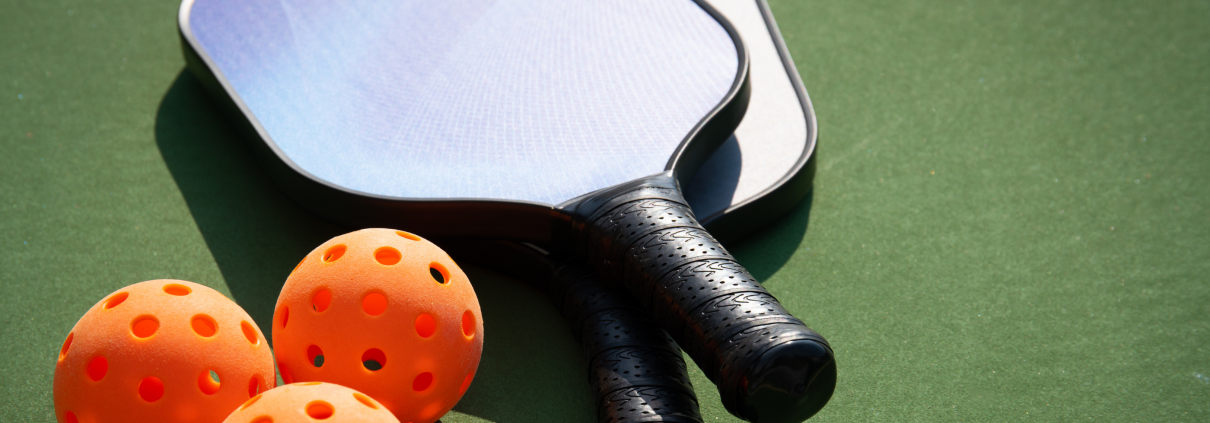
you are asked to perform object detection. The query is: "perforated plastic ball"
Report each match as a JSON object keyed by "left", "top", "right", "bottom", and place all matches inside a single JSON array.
[
  {"left": 223, "top": 382, "right": 400, "bottom": 423},
  {"left": 272, "top": 228, "right": 483, "bottom": 423},
  {"left": 53, "top": 280, "right": 276, "bottom": 423}
]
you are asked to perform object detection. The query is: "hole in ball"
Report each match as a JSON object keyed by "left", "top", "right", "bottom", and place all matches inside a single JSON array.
[
  {"left": 414, "top": 313, "right": 435, "bottom": 338},
  {"left": 87, "top": 356, "right": 107, "bottom": 381},
  {"left": 306, "top": 401, "right": 334, "bottom": 419},
  {"left": 59, "top": 333, "right": 73, "bottom": 361},
  {"left": 459, "top": 372, "right": 475, "bottom": 396},
  {"left": 396, "top": 230, "right": 421, "bottom": 241},
  {"left": 248, "top": 375, "right": 262, "bottom": 397},
  {"left": 291, "top": 257, "right": 305, "bottom": 275},
  {"left": 462, "top": 311, "right": 476, "bottom": 338},
  {"left": 162, "top": 284, "right": 191, "bottom": 296},
  {"left": 362, "top": 348, "right": 386, "bottom": 371},
  {"left": 429, "top": 263, "right": 449, "bottom": 284},
  {"left": 312, "top": 289, "right": 331, "bottom": 312},
  {"left": 278, "top": 306, "right": 289, "bottom": 329},
  {"left": 322, "top": 245, "right": 346, "bottom": 262},
  {"left": 241, "top": 321, "right": 259, "bottom": 346},
  {"left": 103, "top": 292, "right": 128, "bottom": 309},
  {"left": 374, "top": 246, "right": 401, "bottom": 266},
  {"left": 353, "top": 392, "right": 379, "bottom": 409},
  {"left": 191, "top": 314, "right": 218, "bottom": 337},
  {"left": 64, "top": 412, "right": 78, "bottom": 423},
  {"left": 198, "top": 369, "right": 221, "bottom": 395},
  {"left": 307, "top": 345, "right": 325, "bottom": 368},
  {"left": 131, "top": 316, "right": 159, "bottom": 339},
  {"left": 241, "top": 394, "right": 263, "bottom": 410},
  {"left": 139, "top": 376, "right": 164, "bottom": 402},
  {"left": 362, "top": 292, "right": 387, "bottom": 316},
  {"left": 413, "top": 372, "right": 434, "bottom": 391}
]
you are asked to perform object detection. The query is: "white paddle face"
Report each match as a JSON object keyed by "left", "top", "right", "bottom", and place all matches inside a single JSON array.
[{"left": 183, "top": 0, "right": 740, "bottom": 205}]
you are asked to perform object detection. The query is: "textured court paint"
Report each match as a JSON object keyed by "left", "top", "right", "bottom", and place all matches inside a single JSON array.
[
  {"left": 3, "top": 0, "right": 1210, "bottom": 422},
  {"left": 716, "top": 0, "right": 1210, "bottom": 421},
  {"left": 186, "top": 0, "right": 739, "bottom": 205}
]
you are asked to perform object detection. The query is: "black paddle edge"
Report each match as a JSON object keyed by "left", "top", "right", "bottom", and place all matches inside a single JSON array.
[
  {"left": 176, "top": 0, "right": 750, "bottom": 244},
  {"left": 663, "top": 0, "right": 751, "bottom": 186},
  {"left": 696, "top": 0, "right": 819, "bottom": 245}
]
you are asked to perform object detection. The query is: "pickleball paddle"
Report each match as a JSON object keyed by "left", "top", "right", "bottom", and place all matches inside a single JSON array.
[
  {"left": 178, "top": 1, "right": 832, "bottom": 421},
  {"left": 456, "top": 1, "right": 829, "bottom": 421}
]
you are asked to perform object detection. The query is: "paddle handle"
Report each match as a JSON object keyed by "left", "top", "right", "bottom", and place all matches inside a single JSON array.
[
  {"left": 568, "top": 174, "right": 836, "bottom": 423},
  {"left": 548, "top": 260, "right": 704, "bottom": 423}
]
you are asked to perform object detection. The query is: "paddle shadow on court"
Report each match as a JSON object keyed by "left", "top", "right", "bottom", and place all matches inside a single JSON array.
[
  {"left": 730, "top": 192, "right": 814, "bottom": 282},
  {"left": 154, "top": 71, "right": 595, "bottom": 422}
]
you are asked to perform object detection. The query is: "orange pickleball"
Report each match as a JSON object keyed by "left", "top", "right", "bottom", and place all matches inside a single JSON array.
[
  {"left": 272, "top": 228, "right": 483, "bottom": 423},
  {"left": 223, "top": 382, "right": 400, "bottom": 423},
  {"left": 53, "top": 280, "right": 276, "bottom": 423}
]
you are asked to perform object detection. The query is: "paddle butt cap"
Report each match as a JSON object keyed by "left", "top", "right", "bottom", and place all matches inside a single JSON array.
[{"left": 725, "top": 338, "right": 835, "bottom": 423}]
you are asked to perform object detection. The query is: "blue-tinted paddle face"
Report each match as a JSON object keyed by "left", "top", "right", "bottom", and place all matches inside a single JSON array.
[{"left": 183, "top": 0, "right": 739, "bottom": 205}]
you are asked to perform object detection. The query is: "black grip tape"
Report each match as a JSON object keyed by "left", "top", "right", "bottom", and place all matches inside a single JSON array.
[
  {"left": 550, "top": 261, "right": 704, "bottom": 423},
  {"left": 599, "top": 386, "right": 705, "bottom": 423},
  {"left": 578, "top": 308, "right": 683, "bottom": 356},
  {"left": 568, "top": 174, "right": 834, "bottom": 422},
  {"left": 649, "top": 260, "right": 767, "bottom": 340},
  {"left": 589, "top": 345, "right": 695, "bottom": 396}
]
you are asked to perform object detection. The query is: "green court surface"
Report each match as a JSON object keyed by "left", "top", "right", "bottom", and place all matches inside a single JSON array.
[{"left": 3, "top": 0, "right": 1208, "bottom": 421}]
